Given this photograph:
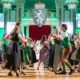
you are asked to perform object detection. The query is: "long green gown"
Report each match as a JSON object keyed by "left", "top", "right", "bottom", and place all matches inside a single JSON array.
[{"left": 23, "top": 46, "right": 32, "bottom": 64}]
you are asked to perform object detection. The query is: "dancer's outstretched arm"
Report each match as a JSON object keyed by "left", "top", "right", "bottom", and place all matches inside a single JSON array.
[
  {"left": 3, "top": 34, "right": 12, "bottom": 40},
  {"left": 51, "top": 34, "right": 62, "bottom": 41},
  {"left": 18, "top": 33, "right": 26, "bottom": 43}
]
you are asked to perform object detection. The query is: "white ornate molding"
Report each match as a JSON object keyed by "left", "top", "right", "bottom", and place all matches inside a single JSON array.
[{"left": 22, "top": 18, "right": 57, "bottom": 25}]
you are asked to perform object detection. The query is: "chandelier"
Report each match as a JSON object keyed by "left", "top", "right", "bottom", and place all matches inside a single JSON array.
[
  {"left": 65, "top": 0, "right": 78, "bottom": 9},
  {"left": 1, "top": 0, "right": 14, "bottom": 9},
  {"left": 35, "top": 2, "right": 45, "bottom": 9}
]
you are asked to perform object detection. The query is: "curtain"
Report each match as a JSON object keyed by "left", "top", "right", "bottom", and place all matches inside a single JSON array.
[{"left": 29, "top": 25, "right": 51, "bottom": 41}]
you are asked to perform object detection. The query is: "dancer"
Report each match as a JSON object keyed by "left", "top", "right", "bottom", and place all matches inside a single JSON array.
[
  {"left": 37, "top": 35, "right": 49, "bottom": 70},
  {"left": 48, "top": 33, "right": 55, "bottom": 71},
  {"left": 24, "top": 38, "right": 34, "bottom": 67},
  {"left": 31, "top": 41, "right": 37, "bottom": 67},
  {"left": 19, "top": 40, "right": 26, "bottom": 75},
  {"left": 52, "top": 24, "right": 74, "bottom": 75},
  {"left": 75, "top": 34, "right": 80, "bottom": 72},
  {"left": 2, "top": 35, "right": 9, "bottom": 65},
  {"left": 69, "top": 35, "right": 77, "bottom": 68},
  {"left": 52, "top": 27, "right": 62, "bottom": 72},
  {"left": 4, "top": 22, "right": 26, "bottom": 76}
]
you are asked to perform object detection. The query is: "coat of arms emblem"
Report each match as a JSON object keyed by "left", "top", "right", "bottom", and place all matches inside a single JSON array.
[{"left": 32, "top": 8, "right": 47, "bottom": 27}]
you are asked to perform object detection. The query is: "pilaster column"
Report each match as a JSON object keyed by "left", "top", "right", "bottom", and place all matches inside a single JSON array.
[
  {"left": 26, "top": 26, "right": 29, "bottom": 38},
  {"left": 56, "top": 0, "right": 65, "bottom": 27},
  {"left": 72, "top": 9, "right": 76, "bottom": 33},
  {"left": 16, "top": 0, "right": 24, "bottom": 22},
  {"left": 4, "top": 9, "right": 8, "bottom": 34}
]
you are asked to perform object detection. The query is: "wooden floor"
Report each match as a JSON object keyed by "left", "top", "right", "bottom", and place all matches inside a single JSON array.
[{"left": 0, "top": 63, "right": 80, "bottom": 80}]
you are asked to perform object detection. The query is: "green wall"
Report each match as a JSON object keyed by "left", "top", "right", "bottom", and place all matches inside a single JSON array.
[
  {"left": 0, "top": 28, "right": 4, "bottom": 41},
  {"left": 75, "top": 28, "right": 80, "bottom": 34}
]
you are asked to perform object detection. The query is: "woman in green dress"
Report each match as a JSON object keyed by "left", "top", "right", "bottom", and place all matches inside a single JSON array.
[{"left": 23, "top": 43, "right": 32, "bottom": 65}]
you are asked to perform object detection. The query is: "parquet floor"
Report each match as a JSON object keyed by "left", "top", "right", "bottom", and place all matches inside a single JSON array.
[{"left": 0, "top": 63, "right": 80, "bottom": 80}]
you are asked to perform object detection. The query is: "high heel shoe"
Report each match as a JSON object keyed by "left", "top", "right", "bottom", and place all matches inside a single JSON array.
[
  {"left": 77, "top": 69, "right": 80, "bottom": 73},
  {"left": 37, "top": 67, "right": 39, "bottom": 70},
  {"left": 69, "top": 69, "right": 74, "bottom": 75},
  {"left": 16, "top": 72, "right": 19, "bottom": 77},
  {"left": 20, "top": 71, "right": 25, "bottom": 75}
]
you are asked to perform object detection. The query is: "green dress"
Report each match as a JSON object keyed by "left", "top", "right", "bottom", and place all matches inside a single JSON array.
[{"left": 23, "top": 42, "right": 32, "bottom": 64}]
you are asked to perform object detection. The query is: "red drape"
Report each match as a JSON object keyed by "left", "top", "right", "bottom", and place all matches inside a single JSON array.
[{"left": 29, "top": 25, "right": 51, "bottom": 40}]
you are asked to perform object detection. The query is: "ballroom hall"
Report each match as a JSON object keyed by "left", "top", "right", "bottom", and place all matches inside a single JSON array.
[{"left": 0, "top": 0, "right": 80, "bottom": 80}]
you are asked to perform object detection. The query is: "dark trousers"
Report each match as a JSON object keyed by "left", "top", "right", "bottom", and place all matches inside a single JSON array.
[{"left": 48, "top": 44, "right": 55, "bottom": 67}]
